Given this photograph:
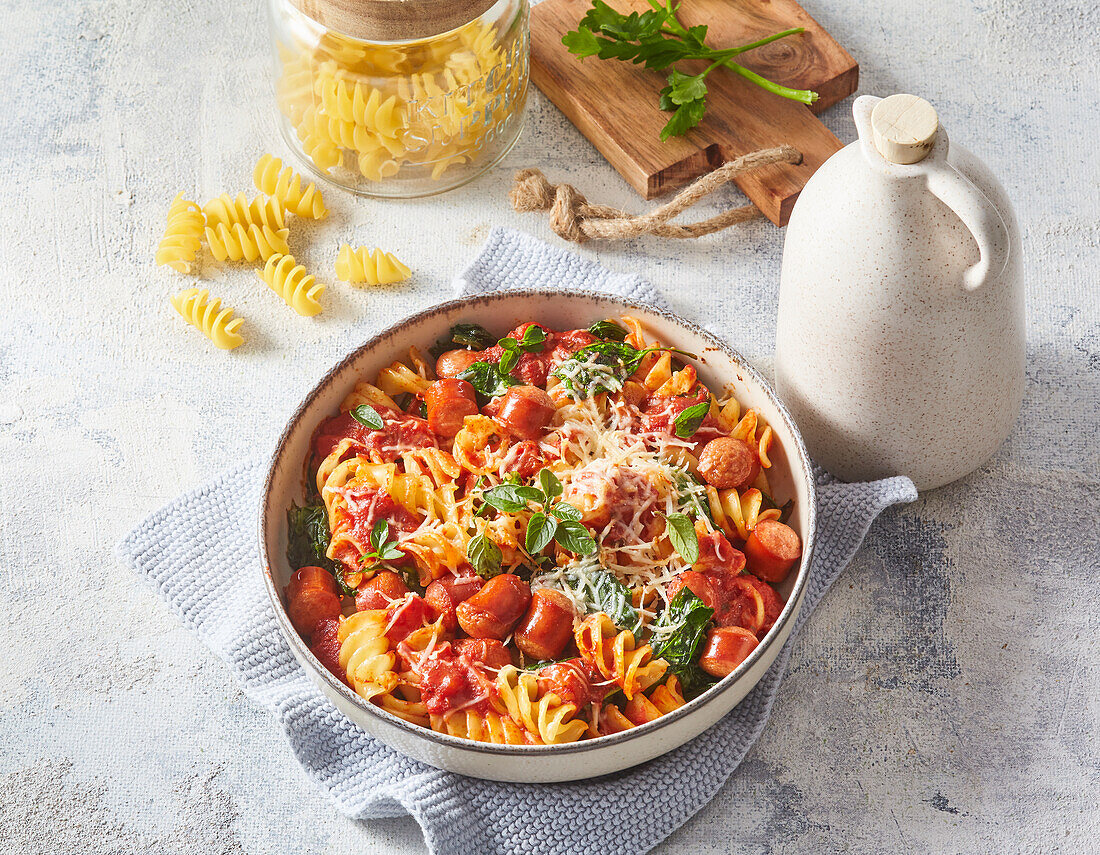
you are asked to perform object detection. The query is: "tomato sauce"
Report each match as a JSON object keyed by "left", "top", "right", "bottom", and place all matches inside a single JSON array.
[{"left": 313, "top": 409, "right": 436, "bottom": 463}]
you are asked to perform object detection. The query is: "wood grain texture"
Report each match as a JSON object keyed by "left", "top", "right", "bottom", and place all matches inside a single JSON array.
[{"left": 530, "top": 0, "right": 859, "bottom": 223}]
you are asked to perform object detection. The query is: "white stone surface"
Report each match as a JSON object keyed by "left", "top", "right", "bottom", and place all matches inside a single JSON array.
[{"left": 1, "top": 0, "right": 1097, "bottom": 852}]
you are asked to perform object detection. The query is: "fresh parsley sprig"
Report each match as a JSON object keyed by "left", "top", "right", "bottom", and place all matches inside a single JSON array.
[{"left": 563, "top": 0, "right": 819, "bottom": 140}]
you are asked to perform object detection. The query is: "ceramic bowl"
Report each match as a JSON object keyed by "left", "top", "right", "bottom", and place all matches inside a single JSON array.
[{"left": 259, "top": 291, "right": 816, "bottom": 782}]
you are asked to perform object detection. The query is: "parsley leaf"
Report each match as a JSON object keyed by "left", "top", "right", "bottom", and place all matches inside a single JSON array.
[{"left": 563, "top": 2, "right": 818, "bottom": 139}]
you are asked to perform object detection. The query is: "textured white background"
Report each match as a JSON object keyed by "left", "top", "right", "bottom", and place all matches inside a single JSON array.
[{"left": 1, "top": 0, "right": 1097, "bottom": 852}]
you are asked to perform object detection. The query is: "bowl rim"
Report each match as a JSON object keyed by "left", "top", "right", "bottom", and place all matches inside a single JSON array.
[{"left": 259, "top": 289, "right": 817, "bottom": 756}]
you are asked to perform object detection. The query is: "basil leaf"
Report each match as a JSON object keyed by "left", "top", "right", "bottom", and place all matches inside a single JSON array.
[
  {"left": 468, "top": 533, "right": 503, "bottom": 578},
  {"left": 381, "top": 544, "right": 404, "bottom": 561},
  {"left": 457, "top": 361, "right": 518, "bottom": 398},
  {"left": 369, "top": 519, "right": 389, "bottom": 552},
  {"left": 525, "top": 512, "right": 558, "bottom": 554},
  {"left": 482, "top": 484, "right": 542, "bottom": 513},
  {"left": 498, "top": 346, "right": 519, "bottom": 374},
  {"left": 663, "top": 512, "right": 699, "bottom": 563},
  {"left": 587, "top": 319, "right": 628, "bottom": 342},
  {"left": 673, "top": 401, "right": 710, "bottom": 438},
  {"left": 549, "top": 501, "right": 581, "bottom": 522},
  {"left": 650, "top": 589, "right": 716, "bottom": 699},
  {"left": 350, "top": 404, "right": 384, "bottom": 430},
  {"left": 538, "top": 468, "right": 563, "bottom": 500},
  {"left": 554, "top": 520, "right": 597, "bottom": 556},
  {"left": 518, "top": 324, "right": 548, "bottom": 351}
]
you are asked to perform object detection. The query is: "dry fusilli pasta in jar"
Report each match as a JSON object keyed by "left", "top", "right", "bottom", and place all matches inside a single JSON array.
[{"left": 268, "top": 0, "right": 529, "bottom": 197}]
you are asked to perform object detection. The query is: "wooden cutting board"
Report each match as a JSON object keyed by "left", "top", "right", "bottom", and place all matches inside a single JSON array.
[{"left": 530, "top": 0, "right": 858, "bottom": 225}]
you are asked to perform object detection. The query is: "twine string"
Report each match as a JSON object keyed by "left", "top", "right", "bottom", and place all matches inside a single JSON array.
[{"left": 509, "top": 145, "right": 803, "bottom": 242}]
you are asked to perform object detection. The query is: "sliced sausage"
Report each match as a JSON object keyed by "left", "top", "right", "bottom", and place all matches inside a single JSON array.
[
  {"left": 697, "top": 437, "right": 760, "bottom": 490},
  {"left": 536, "top": 659, "right": 592, "bottom": 708},
  {"left": 495, "top": 385, "right": 556, "bottom": 440},
  {"left": 435, "top": 348, "right": 482, "bottom": 379},
  {"left": 308, "top": 617, "right": 347, "bottom": 684},
  {"left": 744, "top": 520, "right": 802, "bottom": 584},
  {"left": 354, "top": 569, "right": 409, "bottom": 611},
  {"left": 287, "top": 585, "right": 342, "bottom": 637},
  {"left": 698, "top": 626, "right": 759, "bottom": 678},
  {"left": 425, "top": 379, "right": 479, "bottom": 438},
  {"left": 286, "top": 565, "right": 336, "bottom": 602},
  {"left": 456, "top": 574, "right": 532, "bottom": 639},
  {"left": 666, "top": 570, "right": 719, "bottom": 611},
  {"left": 425, "top": 574, "right": 485, "bottom": 632},
  {"left": 286, "top": 566, "right": 341, "bottom": 636},
  {"left": 514, "top": 589, "right": 576, "bottom": 661},
  {"left": 455, "top": 637, "right": 513, "bottom": 671},
  {"left": 382, "top": 594, "right": 434, "bottom": 643}
]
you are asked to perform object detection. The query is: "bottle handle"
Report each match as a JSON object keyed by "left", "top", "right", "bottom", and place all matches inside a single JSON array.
[{"left": 924, "top": 160, "right": 1011, "bottom": 291}]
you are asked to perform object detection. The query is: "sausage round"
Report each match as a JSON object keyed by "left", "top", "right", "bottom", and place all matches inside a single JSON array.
[
  {"left": 455, "top": 637, "right": 513, "bottom": 671},
  {"left": 354, "top": 569, "right": 409, "bottom": 612},
  {"left": 425, "top": 574, "right": 485, "bottom": 632},
  {"left": 425, "top": 378, "right": 479, "bottom": 438},
  {"left": 435, "top": 349, "right": 482, "bottom": 379},
  {"left": 536, "top": 659, "right": 592, "bottom": 707},
  {"left": 697, "top": 437, "right": 760, "bottom": 490},
  {"left": 456, "top": 574, "right": 532, "bottom": 639},
  {"left": 308, "top": 618, "right": 347, "bottom": 684},
  {"left": 698, "top": 626, "right": 759, "bottom": 678},
  {"left": 286, "top": 566, "right": 341, "bottom": 636},
  {"left": 286, "top": 565, "right": 336, "bottom": 602},
  {"left": 514, "top": 589, "right": 576, "bottom": 661},
  {"left": 495, "top": 385, "right": 556, "bottom": 440},
  {"left": 744, "top": 520, "right": 802, "bottom": 583},
  {"left": 666, "top": 570, "right": 719, "bottom": 611}
]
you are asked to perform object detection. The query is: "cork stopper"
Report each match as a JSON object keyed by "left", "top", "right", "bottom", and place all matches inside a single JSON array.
[
  {"left": 870, "top": 94, "right": 939, "bottom": 164},
  {"left": 290, "top": 0, "right": 500, "bottom": 41}
]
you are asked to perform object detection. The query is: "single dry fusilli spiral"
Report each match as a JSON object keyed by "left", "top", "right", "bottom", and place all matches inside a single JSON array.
[
  {"left": 335, "top": 243, "right": 411, "bottom": 285},
  {"left": 203, "top": 193, "right": 286, "bottom": 231},
  {"left": 169, "top": 288, "right": 244, "bottom": 350},
  {"left": 253, "top": 153, "right": 327, "bottom": 218},
  {"left": 155, "top": 193, "right": 204, "bottom": 274},
  {"left": 259, "top": 253, "right": 325, "bottom": 317},
  {"left": 205, "top": 222, "right": 290, "bottom": 263}
]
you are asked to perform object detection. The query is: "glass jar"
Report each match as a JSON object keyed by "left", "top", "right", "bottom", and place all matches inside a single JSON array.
[{"left": 268, "top": 0, "right": 529, "bottom": 197}]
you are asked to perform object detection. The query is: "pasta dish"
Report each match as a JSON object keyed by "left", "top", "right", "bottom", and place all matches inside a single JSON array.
[{"left": 284, "top": 316, "right": 802, "bottom": 744}]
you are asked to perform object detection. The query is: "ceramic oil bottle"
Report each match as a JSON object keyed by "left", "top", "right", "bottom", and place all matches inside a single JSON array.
[{"left": 775, "top": 94, "right": 1025, "bottom": 490}]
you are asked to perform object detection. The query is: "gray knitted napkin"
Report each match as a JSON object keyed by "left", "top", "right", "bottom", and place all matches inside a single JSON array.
[{"left": 119, "top": 228, "right": 916, "bottom": 855}]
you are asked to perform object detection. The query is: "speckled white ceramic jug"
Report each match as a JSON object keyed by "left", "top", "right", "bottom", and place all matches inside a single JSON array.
[{"left": 775, "top": 94, "right": 1025, "bottom": 491}]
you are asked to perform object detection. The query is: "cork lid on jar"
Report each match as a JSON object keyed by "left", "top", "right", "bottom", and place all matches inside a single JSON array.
[
  {"left": 870, "top": 94, "right": 939, "bottom": 164},
  {"left": 290, "top": 0, "right": 502, "bottom": 41}
]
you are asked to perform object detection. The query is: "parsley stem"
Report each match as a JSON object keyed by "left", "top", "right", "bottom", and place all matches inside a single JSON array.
[{"left": 724, "top": 61, "right": 818, "bottom": 105}]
